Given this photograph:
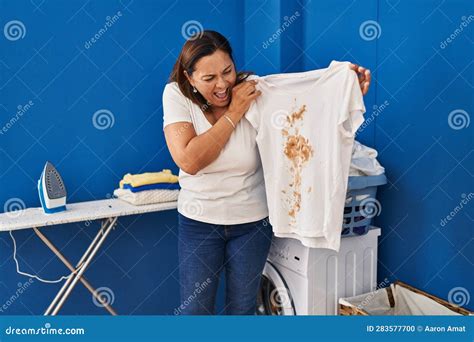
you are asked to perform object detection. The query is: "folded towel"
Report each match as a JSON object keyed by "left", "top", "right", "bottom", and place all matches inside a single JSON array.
[
  {"left": 113, "top": 188, "right": 179, "bottom": 206},
  {"left": 122, "top": 182, "right": 180, "bottom": 193},
  {"left": 119, "top": 169, "right": 179, "bottom": 189}
]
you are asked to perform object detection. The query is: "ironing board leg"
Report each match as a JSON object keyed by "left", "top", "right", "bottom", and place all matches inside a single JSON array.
[
  {"left": 43, "top": 218, "right": 108, "bottom": 315},
  {"left": 49, "top": 216, "right": 117, "bottom": 315},
  {"left": 42, "top": 217, "right": 113, "bottom": 315},
  {"left": 33, "top": 226, "right": 117, "bottom": 316},
  {"left": 39, "top": 217, "right": 118, "bottom": 315}
]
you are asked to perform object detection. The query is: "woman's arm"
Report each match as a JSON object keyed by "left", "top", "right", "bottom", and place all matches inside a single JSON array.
[
  {"left": 164, "top": 80, "right": 261, "bottom": 175},
  {"left": 164, "top": 110, "right": 239, "bottom": 175}
]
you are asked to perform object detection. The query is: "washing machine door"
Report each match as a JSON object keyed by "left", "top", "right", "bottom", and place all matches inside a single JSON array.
[{"left": 256, "top": 261, "right": 296, "bottom": 315}]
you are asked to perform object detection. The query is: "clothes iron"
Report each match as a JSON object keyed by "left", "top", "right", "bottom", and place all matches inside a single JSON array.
[{"left": 38, "top": 161, "right": 67, "bottom": 214}]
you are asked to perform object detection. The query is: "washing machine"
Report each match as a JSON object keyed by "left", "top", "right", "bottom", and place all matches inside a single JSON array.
[{"left": 256, "top": 227, "right": 381, "bottom": 315}]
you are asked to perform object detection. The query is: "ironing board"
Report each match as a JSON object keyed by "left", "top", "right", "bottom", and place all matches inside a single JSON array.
[{"left": 0, "top": 198, "right": 177, "bottom": 316}]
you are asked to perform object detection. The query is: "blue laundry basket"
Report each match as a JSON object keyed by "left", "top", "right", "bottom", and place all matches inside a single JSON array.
[{"left": 341, "top": 174, "right": 387, "bottom": 237}]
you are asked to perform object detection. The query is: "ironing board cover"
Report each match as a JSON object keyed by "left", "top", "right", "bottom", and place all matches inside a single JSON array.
[{"left": 0, "top": 199, "right": 177, "bottom": 231}]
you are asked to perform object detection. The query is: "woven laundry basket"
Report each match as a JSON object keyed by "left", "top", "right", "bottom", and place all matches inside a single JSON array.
[{"left": 339, "top": 281, "right": 473, "bottom": 316}]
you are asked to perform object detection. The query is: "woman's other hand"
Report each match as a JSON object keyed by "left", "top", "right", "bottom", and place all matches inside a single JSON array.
[{"left": 349, "top": 63, "right": 371, "bottom": 96}]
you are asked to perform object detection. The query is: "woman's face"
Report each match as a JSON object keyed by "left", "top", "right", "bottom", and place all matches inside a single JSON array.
[{"left": 186, "top": 49, "right": 237, "bottom": 108}]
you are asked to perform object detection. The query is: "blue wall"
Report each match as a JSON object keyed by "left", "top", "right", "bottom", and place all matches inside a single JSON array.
[{"left": 1, "top": 0, "right": 472, "bottom": 315}]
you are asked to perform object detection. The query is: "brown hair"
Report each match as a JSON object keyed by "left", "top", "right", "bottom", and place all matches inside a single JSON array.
[{"left": 169, "top": 30, "right": 252, "bottom": 113}]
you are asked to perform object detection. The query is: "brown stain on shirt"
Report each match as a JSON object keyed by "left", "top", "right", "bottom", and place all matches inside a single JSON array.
[{"left": 281, "top": 104, "right": 314, "bottom": 221}]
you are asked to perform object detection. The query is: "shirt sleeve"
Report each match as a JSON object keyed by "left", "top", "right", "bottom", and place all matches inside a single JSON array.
[
  {"left": 338, "top": 68, "right": 366, "bottom": 138},
  {"left": 162, "top": 82, "right": 193, "bottom": 129},
  {"left": 245, "top": 101, "right": 260, "bottom": 131},
  {"left": 243, "top": 75, "right": 262, "bottom": 131},
  {"left": 246, "top": 74, "right": 260, "bottom": 81}
]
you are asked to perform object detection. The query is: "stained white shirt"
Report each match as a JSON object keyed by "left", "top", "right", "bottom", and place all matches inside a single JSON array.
[
  {"left": 245, "top": 61, "right": 366, "bottom": 251},
  {"left": 162, "top": 82, "right": 268, "bottom": 224}
]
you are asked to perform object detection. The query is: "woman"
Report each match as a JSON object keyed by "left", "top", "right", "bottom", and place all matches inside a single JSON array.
[{"left": 163, "top": 30, "right": 371, "bottom": 315}]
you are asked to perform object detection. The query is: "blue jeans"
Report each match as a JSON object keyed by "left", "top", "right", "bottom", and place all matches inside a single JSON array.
[{"left": 176, "top": 213, "right": 273, "bottom": 315}]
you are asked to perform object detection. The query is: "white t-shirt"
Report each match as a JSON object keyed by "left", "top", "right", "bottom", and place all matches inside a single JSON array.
[
  {"left": 162, "top": 82, "right": 268, "bottom": 224},
  {"left": 245, "top": 60, "right": 366, "bottom": 251}
]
